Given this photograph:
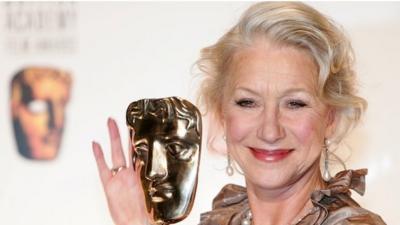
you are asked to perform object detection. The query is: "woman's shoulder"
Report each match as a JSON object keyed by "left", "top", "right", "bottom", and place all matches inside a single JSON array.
[
  {"left": 311, "top": 169, "right": 386, "bottom": 225},
  {"left": 322, "top": 207, "right": 386, "bottom": 225}
]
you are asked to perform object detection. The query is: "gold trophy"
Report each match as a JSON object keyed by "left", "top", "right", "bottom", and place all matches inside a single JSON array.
[{"left": 126, "top": 97, "right": 202, "bottom": 225}]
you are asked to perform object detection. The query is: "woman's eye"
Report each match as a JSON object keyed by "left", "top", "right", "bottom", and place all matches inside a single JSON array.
[
  {"left": 235, "top": 98, "right": 256, "bottom": 108},
  {"left": 287, "top": 100, "right": 307, "bottom": 109}
]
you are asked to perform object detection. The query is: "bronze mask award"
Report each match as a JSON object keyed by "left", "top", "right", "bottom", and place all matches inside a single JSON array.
[{"left": 126, "top": 97, "right": 202, "bottom": 225}]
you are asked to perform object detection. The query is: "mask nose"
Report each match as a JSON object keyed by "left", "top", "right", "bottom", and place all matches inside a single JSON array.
[{"left": 145, "top": 140, "right": 168, "bottom": 181}]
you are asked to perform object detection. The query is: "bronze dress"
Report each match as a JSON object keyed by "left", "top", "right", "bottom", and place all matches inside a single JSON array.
[{"left": 200, "top": 169, "right": 386, "bottom": 225}]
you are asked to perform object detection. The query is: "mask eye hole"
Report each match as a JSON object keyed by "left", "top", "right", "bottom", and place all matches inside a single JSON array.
[
  {"left": 167, "top": 142, "right": 194, "bottom": 161},
  {"left": 134, "top": 142, "right": 148, "bottom": 160},
  {"left": 167, "top": 142, "right": 184, "bottom": 154},
  {"left": 27, "top": 100, "right": 48, "bottom": 114}
]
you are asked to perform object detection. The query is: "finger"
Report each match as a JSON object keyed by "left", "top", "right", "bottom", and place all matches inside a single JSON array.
[
  {"left": 92, "top": 141, "right": 112, "bottom": 186},
  {"left": 108, "top": 117, "right": 127, "bottom": 167}
]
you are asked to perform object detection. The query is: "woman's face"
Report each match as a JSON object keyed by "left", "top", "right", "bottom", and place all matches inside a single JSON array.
[{"left": 222, "top": 39, "right": 335, "bottom": 190}]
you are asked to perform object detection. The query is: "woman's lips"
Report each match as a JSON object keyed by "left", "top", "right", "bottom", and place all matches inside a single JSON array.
[{"left": 249, "top": 147, "right": 294, "bottom": 162}]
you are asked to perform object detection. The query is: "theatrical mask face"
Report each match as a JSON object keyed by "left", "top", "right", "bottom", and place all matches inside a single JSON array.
[
  {"left": 126, "top": 97, "right": 201, "bottom": 224},
  {"left": 10, "top": 67, "right": 72, "bottom": 160}
]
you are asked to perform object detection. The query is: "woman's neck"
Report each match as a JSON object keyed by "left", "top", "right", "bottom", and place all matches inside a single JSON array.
[{"left": 246, "top": 164, "right": 326, "bottom": 225}]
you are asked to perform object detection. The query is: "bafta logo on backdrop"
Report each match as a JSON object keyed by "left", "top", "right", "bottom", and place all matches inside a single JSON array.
[
  {"left": 2, "top": 2, "right": 77, "bottom": 54},
  {"left": 10, "top": 67, "right": 72, "bottom": 160}
]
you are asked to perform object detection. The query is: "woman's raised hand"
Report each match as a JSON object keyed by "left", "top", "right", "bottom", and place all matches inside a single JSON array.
[{"left": 92, "top": 118, "right": 148, "bottom": 225}]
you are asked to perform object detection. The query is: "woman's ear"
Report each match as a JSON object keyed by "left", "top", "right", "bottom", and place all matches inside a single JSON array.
[
  {"left": 206, "top": 111, "right": 228, "bottom": 155},
  {"left": 325, "top": 107, "right": 338, "bottom": 139}
]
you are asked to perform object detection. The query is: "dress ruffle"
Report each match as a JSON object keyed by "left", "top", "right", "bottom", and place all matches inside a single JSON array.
[{"left": 199, "top": 169, "right": 386, "bottom": 225}]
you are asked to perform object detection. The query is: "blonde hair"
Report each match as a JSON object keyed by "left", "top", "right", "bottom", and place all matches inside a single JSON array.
[{"left": 196, "top": 2, "right": 366, "bottom": 147}]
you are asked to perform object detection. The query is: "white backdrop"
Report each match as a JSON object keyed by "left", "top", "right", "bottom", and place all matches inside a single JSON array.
[{"left": 0, "top": 2, "right": 399, "bottom": 225}]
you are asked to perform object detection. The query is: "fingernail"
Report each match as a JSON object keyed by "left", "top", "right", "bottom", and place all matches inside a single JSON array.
[
  {"left": 107, "top": 117, "right": 113, "bottom": 125},
  {"left": 92, "top": 141, "right": 97, "bottom": 154},
  {"left": 108, "top": 118, "right": 118, "bottom": 138}
]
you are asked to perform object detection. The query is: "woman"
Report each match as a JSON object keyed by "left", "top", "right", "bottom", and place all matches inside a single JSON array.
[{"left": 92, "top": 2, "right": 386, "bottom": 225}]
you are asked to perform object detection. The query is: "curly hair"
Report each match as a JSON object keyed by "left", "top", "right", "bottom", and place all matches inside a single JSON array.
[{"left": 196, "top": 2, "right": 366, "bottom": 146}]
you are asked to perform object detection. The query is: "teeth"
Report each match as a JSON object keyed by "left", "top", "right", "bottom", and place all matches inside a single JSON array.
[
  {"left": 252, "top": 148, "right": 293, "bottom": 153},
  {"left": 258, "top": 149, "right": 286, "bottom": 151}
]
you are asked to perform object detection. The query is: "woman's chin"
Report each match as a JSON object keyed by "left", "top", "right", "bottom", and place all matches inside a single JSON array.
[{"left": 244, "top": 168, "right": 296, "bottom": 190}]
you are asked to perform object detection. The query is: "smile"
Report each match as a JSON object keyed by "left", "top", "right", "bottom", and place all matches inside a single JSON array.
[{"left": 249, "top": 147, "right": 294, "bottom": 162}]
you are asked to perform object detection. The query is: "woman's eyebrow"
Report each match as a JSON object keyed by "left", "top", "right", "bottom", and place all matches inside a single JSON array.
[{"left": 234, "top": 86, "right": 313, "bottom": 96}]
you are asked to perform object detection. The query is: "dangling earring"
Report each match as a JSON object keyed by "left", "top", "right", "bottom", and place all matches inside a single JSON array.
[
  {"left": 222, "top": 134, "right": 235, "bottom": 176},
  {"left": 226, "top": 153, "right": 234, "bottom": 176},
  {"left": 321, "top": 138, "right": 332, "bottom": 182},
  {"left": 223, "top": 135, "right": 234, "bottom": 176}
]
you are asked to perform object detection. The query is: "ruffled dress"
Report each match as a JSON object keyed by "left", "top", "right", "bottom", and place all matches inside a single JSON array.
[{"left": 200, "top": 169, "right": 386, "bottom": 225}]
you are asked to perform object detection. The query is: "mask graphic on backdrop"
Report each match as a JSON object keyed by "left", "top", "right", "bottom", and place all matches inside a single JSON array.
[
  {"left": 126, "top": 97, "right": 202, "bottom": 224},
  {"left": 10, "top": 67, "right": 72, "bottom": 160}
]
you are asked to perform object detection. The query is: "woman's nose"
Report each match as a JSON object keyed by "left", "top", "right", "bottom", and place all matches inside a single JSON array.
[
  {"left": 145, "top": 140, "right": 168, "bottom": 181},
  {"left": 257, "top": 107, "right": 285, "bottom": 143}
]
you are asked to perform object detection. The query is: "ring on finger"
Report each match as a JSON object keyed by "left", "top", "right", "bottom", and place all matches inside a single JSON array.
[{"left": 111, "top": 166, "right": 126, "bottom": 176}]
